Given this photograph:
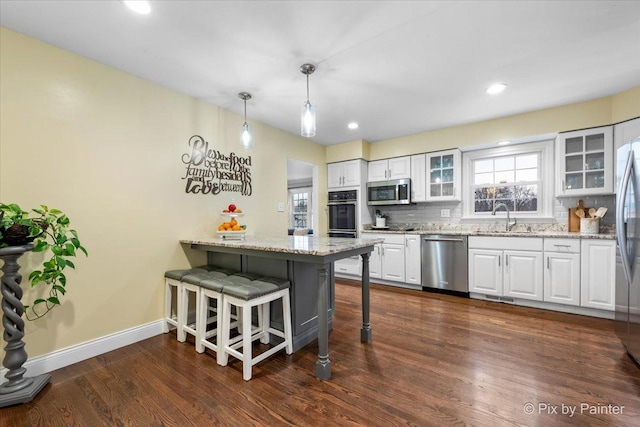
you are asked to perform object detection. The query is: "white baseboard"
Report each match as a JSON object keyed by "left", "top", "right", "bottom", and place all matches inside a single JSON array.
[{"left": 1, "top": 320, "right": 165, "bottom": 384}]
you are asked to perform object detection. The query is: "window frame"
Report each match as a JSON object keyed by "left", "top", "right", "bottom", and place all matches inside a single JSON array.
[
  {"left": 462, "top": 139, "right": 555, "bottom": 220},
  {"left": 288, "top": 187, "right": 312, "bottom": 229}
]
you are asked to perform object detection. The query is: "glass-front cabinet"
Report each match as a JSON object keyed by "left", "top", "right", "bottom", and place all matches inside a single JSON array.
[
  {"left": 426, "top": 149, "right": 461, "bottom": 201},
  {"left": 556, "top": 126, "right": 613, "bottom": 196}
]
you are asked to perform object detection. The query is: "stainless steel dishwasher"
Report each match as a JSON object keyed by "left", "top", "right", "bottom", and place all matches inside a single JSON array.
[{"left": 421, "top": 235, "right": 468, "bottom": 294}]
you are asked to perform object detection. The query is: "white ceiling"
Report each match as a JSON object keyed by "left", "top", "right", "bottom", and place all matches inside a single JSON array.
[{"left": 1, "top": 1, "right": 639, "bottom": 146}]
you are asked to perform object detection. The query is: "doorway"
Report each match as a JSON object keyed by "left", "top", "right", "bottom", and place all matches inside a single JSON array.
[{"left": 287, "top": 158, "right": 319, "bottom": 235}]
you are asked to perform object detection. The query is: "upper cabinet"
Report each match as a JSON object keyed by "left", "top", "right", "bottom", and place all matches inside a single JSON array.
[
  {"left": 410, "top": 154, "right": 427, "bottom": 202},
  {"left": 556, "top": 126, "right": 613, "bottom": 196},
  {"left": 426, "top": 149, "right": 461, "bottom": 201},
  {"left": 328, "top": 160, "right": 362, "bottom": 188},
  {"left": 368, "top": 156, "right": 411, "bottom": 182}
]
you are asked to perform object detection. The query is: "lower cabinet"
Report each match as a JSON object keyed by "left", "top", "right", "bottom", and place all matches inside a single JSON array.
[
  {"left": 468, "top": 249, "right": 502, "bottom": 296},
  {"left": 404, "top": 234, "right": 421, "bottom": 285},
  {"left": 503, "top": 250, "right": 543, "bottom": 301},
  {"left": 469, "top": 236, "right": 616, "bottom": 315},
  {"left": 581, "top": 239, "right": 616, "bottom": 310},
  {"left": 362, "top": 233, "right": 406, "bottom": 283},
  {"left": 468, "top": 237, "right": 543, "bottom": 301},
  {"left": 544, "top": 239, "right": 581, "bottom": 306},
  {"left": 369, "top": 243, "right": 382, "bottom": 279},
  {"left": 381, "top": 238, "right": 406, "bottom": 282}
]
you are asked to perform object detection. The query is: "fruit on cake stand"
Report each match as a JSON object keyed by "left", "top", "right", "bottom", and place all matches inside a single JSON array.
[{"left": 217, "top": 203, "right": 246, "bottom": 239}]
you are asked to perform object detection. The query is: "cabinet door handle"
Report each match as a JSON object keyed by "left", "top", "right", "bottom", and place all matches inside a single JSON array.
[
  {"left": 382, "top": 246, "right": 385, "bottom": 256},
  {"left": 498, "top": 255, "right": 501, "bottom": 267},
  {"left": 547, "top": 256, "right": 550, "bottom": 269},
  {"left": 505, "top": 254, "right": 508, "bottom": 269}
]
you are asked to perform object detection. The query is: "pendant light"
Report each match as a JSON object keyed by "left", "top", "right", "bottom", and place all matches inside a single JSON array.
[
  {"left": 300, "top": 63, "right": 316, "bottom": 138},
  {"left": 238, "top": 92, "right": 252, "bottom": 149}
]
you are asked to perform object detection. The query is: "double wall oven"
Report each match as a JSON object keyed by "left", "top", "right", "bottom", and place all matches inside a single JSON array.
[{"left": 328, "top": 190, "right": 358, "bottom": 238}]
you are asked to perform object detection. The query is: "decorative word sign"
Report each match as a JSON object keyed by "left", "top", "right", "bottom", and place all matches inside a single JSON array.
[{"left": 181, "top": 135, "right": 252, "bottom": 196}]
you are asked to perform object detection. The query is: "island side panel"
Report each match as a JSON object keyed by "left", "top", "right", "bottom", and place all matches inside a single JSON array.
[{"left": 230, "top": 254, "right": 335, "bottom": 352}]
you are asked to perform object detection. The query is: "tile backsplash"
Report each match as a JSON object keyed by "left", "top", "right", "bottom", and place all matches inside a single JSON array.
[{"left": 374, "top": 194, "right": 616, "bottom": 229}]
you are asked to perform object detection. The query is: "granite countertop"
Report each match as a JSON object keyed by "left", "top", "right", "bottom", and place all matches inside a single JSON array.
[
  {"left": 180, "top": 235, "right": 384, "bottom": 256},
  {"left": 361, "top": 225, "right": 616, "bottom": 240}
]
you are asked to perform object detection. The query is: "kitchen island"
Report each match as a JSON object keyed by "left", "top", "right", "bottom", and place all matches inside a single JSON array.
[{"left": 179, "top": 235, "right": 382, "bottom": 380}]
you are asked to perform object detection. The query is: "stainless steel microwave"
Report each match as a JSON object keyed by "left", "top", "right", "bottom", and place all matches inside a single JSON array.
[{"left": 366, "top": 179, "right": 411, "bottom": 205}]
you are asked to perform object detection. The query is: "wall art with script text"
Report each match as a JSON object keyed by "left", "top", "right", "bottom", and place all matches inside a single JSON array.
[{"left": 181, "top": 135, "right": 252, "bottom": 196}]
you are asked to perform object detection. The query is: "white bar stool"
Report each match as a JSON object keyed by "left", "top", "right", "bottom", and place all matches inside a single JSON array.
[
  {"left": 219, "top": 275, "right": 293, "bottom": 381},
  {"left": 180, "top": 268, "right": 239, "bottom": 344},
  {"left": 163, "top": 267, "right": 209, "bottom": 336}
]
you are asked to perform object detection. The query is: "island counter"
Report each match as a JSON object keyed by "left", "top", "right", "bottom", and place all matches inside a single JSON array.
[{"left": 179, "top": 235, "right": 382, "bottom": 380}]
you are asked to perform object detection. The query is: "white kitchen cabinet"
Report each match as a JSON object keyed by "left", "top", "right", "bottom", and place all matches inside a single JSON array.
[
  {"left": 468, "top": 249, "right": 503, "bottom": 296},
  {"left": 334, "top": 255, "right": 361, "bottom": 276},
  {"left": 581, "top": 239, "right": 615, "bottom": 310},
  {"left": 404, "top": 234, "right": 421, "bottom": 285},
  {"left": 367, "top": 156, "right": 411, "bottom": 182},
  {"left": 328, "top": 160, "right": 362, "bottom": 188},
  {"left": 366, "top": 233, "right": 406, "bottom": 283},
  {"left": 410, "top": 154, "right": 427, "bottom": 202},
  {"left": 468, "top": 237, "right": 543, "bottom": 301},
  {"left": 426, "top": 149, "right": 461, "bottom": 201},
  {"left": 543, "top": 238, "right": 581, "bottom": 306},
  {"left": 556, "top": 126, "right": 613, "bottom": 196},
  {"left": 369, "top": 243, "right": 382, "bottom": 279},
  {"left": 503, "top": 250, "right": 544, "bottom": 301},
  {"left": 382, "top": 242, "right": 405, "bottom": 282}
]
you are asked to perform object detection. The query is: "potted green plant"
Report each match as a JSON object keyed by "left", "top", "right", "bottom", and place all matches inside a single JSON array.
[{"left": 0, "top": 203, "right": 87, "bottom": 320}]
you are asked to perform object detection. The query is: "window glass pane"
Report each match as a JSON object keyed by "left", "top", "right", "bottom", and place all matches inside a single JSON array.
[
  {"left": 516, "top": 168, "right": 537, "bottom": 182},
  {"left": 516, "top": 154, "right": 537, "bottom": 169},
  {"left": 495, "top": 171, "right": 514, "bottom": 183},
  {"left": 475, "top": 172, "right": 493, "bottom": 185},
  {"left": 475, "top": 159, "right": 493, "bottom": 173},
  {"left": 494, "top": 157, "right": 514, "bottom": 171},
  {"left": 514, "top": 184, "right": 538, "bottom": 212}
]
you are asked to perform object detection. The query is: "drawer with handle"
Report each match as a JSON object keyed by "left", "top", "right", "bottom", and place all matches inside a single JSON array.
[{"left": 543, "top": 238, "right": 580, "bottom": 253}]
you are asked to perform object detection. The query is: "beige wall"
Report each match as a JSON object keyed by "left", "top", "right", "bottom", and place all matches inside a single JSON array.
[
  {"left": 0, "top": 28, "right": 326, "bottom": 358},
  {"left": 328, "top": 86, "right": 640, "bottom": 162},
  {"left": 325, "top": 139, "right": 370, "bottom": 163}
]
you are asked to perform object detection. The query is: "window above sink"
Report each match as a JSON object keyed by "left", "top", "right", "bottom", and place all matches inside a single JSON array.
[{"left": 462, "top": 139, "right": 555, "bottom": 220}]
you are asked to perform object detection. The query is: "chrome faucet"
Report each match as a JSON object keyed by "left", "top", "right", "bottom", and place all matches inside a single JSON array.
[{"left": 492, "top": 203, "right": 517, "bottom": 231}]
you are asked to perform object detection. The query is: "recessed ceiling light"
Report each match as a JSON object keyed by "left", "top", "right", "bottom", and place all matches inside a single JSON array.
[
  {"left": 498, "top": 140, "right": 511, "bottom": 146},
  {"left": 486, "top": 83, "right": 507, "bottom": 95},
  {"left": 123, "top": 1, "right": 151, "bottom": 15},
  {"left": 348, "top": 122, "right": 359, "bottom": 130}
]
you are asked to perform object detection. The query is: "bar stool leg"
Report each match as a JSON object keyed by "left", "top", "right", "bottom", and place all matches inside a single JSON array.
[
  {"left": 218, "top": 298, "right": 232, "bottom": 366},
  {"left": 282, "top": 291, "right": 293, "bottom": 354},
  {"left": 259, "top": 303, "right": 270, "bottom": 344},
  {"left": 164, "top": 279, "right": 181, "bottom": 334},
  {"left": 242, "top": 302, "right": 253, "bottom": 381}
]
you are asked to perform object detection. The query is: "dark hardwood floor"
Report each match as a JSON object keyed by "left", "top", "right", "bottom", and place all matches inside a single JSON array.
[{"left": 2, "top": 280, "right": 639, "bottom": 426}]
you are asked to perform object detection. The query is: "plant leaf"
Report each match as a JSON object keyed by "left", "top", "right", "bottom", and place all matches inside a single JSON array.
[
  {"left": 33, "top": 240, "right": 48, "bottom": 252},
  {"left": 47, "top": 296, "right": 61, "bottom": 305},
  {"left": 53, "top": 285, "right": 66, "bottom": 295},
  {"left": 55, "top": 256, "right": 67, "bottom": 269},
  {"left": 65, "top": 260, "right": 75, "bottom": 269},
  {"left": 33, "top": 298, "right": 47, "bottom": 306}
]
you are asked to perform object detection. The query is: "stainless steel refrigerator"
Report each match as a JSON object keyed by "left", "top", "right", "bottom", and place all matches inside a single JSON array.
[{"left": 615, "top": 122, "right": 640, "bottom": 366}]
